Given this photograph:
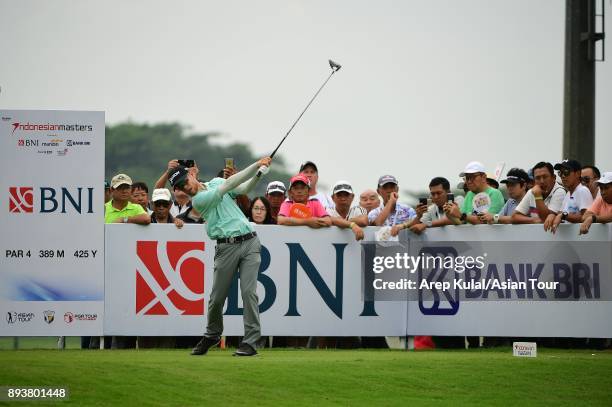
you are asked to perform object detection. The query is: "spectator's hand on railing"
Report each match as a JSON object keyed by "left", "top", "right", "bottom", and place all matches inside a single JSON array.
[
  {"left": 409, "top": 223, "right": 427, "bottom": 235},
  {"left": 350, "top": 223, "right": 364, "bottom": 241},
  {"left": 478, "top": 212, "right": 494, "bottom": 224},
  {"left": 390, "top": 224, "right": 402, "bottom": 237},
  {"left": 543, "top": 213, "right": 556, "bottom": 232},
  {"left": 174, "top": 218, "right": 184, "bottom": 229}
]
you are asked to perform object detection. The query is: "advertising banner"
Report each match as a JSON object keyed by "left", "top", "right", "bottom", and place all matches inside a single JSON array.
[{"left": 0, "top": 110, "right": 105, "bottom": 336}]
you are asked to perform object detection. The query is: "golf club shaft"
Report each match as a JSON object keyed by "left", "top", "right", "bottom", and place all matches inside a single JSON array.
[{"left": 257, "top": 68, "right": 339, "bottom": 177}]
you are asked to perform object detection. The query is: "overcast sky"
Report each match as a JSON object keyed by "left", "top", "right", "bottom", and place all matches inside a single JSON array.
[{"left": 1, "top": 0, "right": 610, "bottom": 199}]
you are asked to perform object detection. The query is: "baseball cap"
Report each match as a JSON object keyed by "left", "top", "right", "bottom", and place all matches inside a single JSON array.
[
  {"left": 111, "top": 174, "right": 132, "bottom": 189},
  {"left": 168, "top": 166, "right": 189, "bottom": 188},
  {"left": 486, "top": 175, "right": 499, "bottom": 189},
  {"left": 266, "top": 181, "right": 287, "bottom": 195},
  {"left": 332, "top": 180, "right": 354, "bottom": 195},
  {"left": 289, "top": 174, "right": 311, "bottom": 188},
  {"left": 501, "top": 168, "right": 529, "bottom": 185},
  {"left": 299, "top": 161, "right": 318, "bottom": 173},
  {"left": 596, "top": 172, "right": 612, "bottom": 185},
  {"left": 459, "top": 161, "right": 486, "bottom": 177},
  {"left": 151, "top": 188, "right": 172, "bottom": 202},
  {"left": 378, "top": 175, "right": 398, "bottom": 187},
  {"left": 554, "top": 159, "right": 582, "bottom": 172}
]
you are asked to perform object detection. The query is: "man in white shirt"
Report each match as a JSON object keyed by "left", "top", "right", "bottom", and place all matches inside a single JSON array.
[
  {"left": 547, "top": 159, "right": 594, "bottom": 233},
  {"left": 299, "top": 161, "right": 334, "bottom": 209},
  {"left": 327, "top": 181, "right": 367, "bottom": 240},
  {"left": 512, "top": 162, "right": 566, "bottom": 224}
]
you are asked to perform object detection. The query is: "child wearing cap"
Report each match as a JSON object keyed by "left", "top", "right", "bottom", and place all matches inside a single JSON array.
[{"left": 277, "top": 174, "right": 331, "bottom": 228}]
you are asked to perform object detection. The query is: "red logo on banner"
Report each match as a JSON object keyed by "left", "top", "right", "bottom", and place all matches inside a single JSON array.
[
  {"left": 136, "top": 241, "right": 205, "bottom": 315},
  {"left": 18, "top": 139, "right": 24, "bottom": 146},
  {"left": 9, "top": 187, "right": 34, "bottom": 213}
]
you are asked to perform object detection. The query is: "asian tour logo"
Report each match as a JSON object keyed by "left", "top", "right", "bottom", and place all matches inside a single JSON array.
[
  {"left": 136, "top": 241, "right": 206, "bottom": 316},
  {"left": 9, "top": 187, "right": 34, "bottom": 213}
]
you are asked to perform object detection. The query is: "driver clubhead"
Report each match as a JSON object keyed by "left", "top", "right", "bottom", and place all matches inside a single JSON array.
[{"left": 328, "top": 59, "right": 342, "bottom": 72}]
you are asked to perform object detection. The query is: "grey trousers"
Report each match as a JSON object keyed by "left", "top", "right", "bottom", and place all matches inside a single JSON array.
[{"left": 205, "top": 236, "right": 261, "bottom": 348}]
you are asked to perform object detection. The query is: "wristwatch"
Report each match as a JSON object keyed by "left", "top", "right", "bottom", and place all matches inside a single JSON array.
[
  {"left": 122, "top": 217, "right": 128, "bottom": 223},
  {"left": 460, "top": 213, "right": 467, "bottom": 222},
  {"left": 493, "top": 214, "right": 500, "bottom": 224},
  {"left": 561, "top": 211, "right": 569, "bottom": 221}
]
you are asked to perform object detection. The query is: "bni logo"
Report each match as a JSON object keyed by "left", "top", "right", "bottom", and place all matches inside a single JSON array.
[
  {"left": 9, "top": 187, "right": 34, "bottom": 213},
  {"left": 136, "top": 241, "right": 205, "bottom": 316}
]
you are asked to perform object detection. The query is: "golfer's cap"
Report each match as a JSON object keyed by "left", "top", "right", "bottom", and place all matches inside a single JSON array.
[
  {"left": 501, "top": 168, "right": 529, "bottom": 185},
  {"left": 299, "top": 161, "right": 318, "bottom": 173},
  {"left": 266, "top": 181, "right": 287, "bottom": 195},
  {"left": 289, "top": 174, "right": 311, "bottom": 188},
  {"left": 459, "top": 161, "right": 486, "bottom": 177},
  {"left": 151, "top": 188, "right": 172, "bottom": 203},
  {"left": 554, "top": 159, "right": 582, "bottom": 172},
  {"left": 111, "top": 173, "right": 132, "bottom": 189},
  {"left": 596, "top": 172, "right": 612, "bottom": 185},
  {"left": 332, "top": 181, "right": 354, "bottom": 195},
  {"left": 378, "top": 175, "right": 398, "bottom": 187},
  {"left": 168, "top": 166, "right": 189, "bottom": 188}
]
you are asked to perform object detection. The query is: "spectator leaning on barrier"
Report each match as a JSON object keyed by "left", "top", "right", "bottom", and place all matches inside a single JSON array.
[
  {"left": 512, "top": 162, "right": 566, "bottom": 224},
  {"left": 405, "top": 177, "right": 454, "bottom": 235},
  {"left": 369, "top": 175, "right": 417, "bottom": 227},
  {"left": 299, "top": 161, "right": 334, "bottom": 209},
  {"left": 277, "top": 174, "right": 332, "bottom": 228},
  {"left": 579, "top": 172, "right": 612, "bottom": 235},
  {"left": 151, "top": 188, "right": 184, "bottom": 228},
  {"left": 176, "top": 205, "right": 205, "bottom": 224},
  {"left": 248, "top": 196, "right": 274, "bottom": 225},
  {"left": 265, "top": 181, "right": 287, "bottom": 223},
  {"left": 104, "top": 174, "right": 151, "bottom": 225},
  {"left": 581, "top": 165, "right": 601, "bottom": 200},
  {"left": 359, "top": 189, "right": 381, "bottom": 213},
  {"left": 131, "top": 182, "right": 152, "bottom": 215},
  {"left": 446, "top": 161, "right": 504, "bottom": 225},
  {"left": 481, "top": 168, "right": 529, "bottom": 225},
  {"left": 546, "top": 159, "right": 594, "bottom": 233},
  {"left": 327, "top": 181, "right": 367, "bottom": 241}
]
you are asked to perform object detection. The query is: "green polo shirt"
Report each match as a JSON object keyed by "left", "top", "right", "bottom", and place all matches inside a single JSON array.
[
  {"left": 104, "top": 200, "right": 146, "bottom": 224},
  {"left": 461, "top": 187, "right": 504, "bottom": 215},
  {"left": 192, "top": 177, "right": 253, "bottom": 240}
]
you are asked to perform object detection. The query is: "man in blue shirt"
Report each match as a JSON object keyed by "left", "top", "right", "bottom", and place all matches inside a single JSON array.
[{"left": 168, "top": 156, "right": 272, "bottom": 357}]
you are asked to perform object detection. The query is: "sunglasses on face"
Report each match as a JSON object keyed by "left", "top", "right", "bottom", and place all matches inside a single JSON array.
[
  {"left": 580, "top": 176, "right": 592, "bottom": 184},
  {"left": 557, "top": 169, "right": 571, "bottom": 177},
  {"left": 154, "top": 201, "right": 170, "bottom": 207}
]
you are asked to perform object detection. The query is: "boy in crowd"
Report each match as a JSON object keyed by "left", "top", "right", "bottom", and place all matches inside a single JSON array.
[{"left": 277, "top": 174, "right": 332, "bottom": 228}]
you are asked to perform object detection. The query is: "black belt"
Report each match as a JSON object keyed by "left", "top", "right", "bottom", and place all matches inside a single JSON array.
[{"left": 216, "top": 231, "right": 257, "bottom": 244}]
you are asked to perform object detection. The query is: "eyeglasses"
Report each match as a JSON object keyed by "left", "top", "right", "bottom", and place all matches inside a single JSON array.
[
  {"left": 154, "top": 201, "right": 170, "bottom": 207},
  {"left": 580, "top": 176, "right": 592, "bottom": 184},
  {"left": 252, "top": 206, "right": 266, "bottom": 212},
  {"left": 464, "top": 173, "right": 483, "bottom": 182},
  {"left": 557, "top": 169, "right": 571, "bottom": 178}
]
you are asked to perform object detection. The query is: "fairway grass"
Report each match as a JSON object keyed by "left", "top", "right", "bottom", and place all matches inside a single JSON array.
[{"left": 1, "top": 347, "right": 611, "bottom": 406}]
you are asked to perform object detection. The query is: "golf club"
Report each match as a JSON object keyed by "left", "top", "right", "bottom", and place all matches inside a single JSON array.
[{"left": 257, "top": 59, "right": 342, "bottom": 177}]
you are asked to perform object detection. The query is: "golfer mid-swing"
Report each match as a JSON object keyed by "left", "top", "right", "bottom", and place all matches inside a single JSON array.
[{"left": 168, "top": 156, "right": 272, "bottom": 356}]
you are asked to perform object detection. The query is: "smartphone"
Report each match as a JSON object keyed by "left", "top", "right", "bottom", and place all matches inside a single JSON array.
[
  {"left": 178, "top": 159, "right": 195, "bottom": 168},
  {"left": 224, "top": 158, "right": 234, "bottom": 169},
  {"left": 419, "top": 197, "right": 427, "bottom": 206},
  {"left": 447, "top": 193, "right": 454, "bottom": 203}
]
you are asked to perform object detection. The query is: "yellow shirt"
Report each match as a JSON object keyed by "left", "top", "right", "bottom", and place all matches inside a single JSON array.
[{"left": 104, "top": 200, "right": 146, "bottom": 224}]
